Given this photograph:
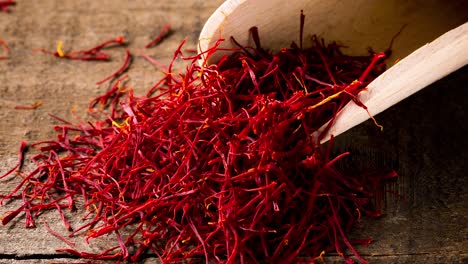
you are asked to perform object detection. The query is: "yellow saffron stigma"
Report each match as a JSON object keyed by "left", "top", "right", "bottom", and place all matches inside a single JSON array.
[
  {"left": 56, "top": 41, "right": 65, "bottom": 57},
  {"left": 112, "top": 117, "right": 130, "bottom": 129},
  {"left": 316, "top": 250, "right": 326, "bottom": 261},
  {"left": 308, "top": 91, "right": 343, "bottom": 110},
  {"left": 293, "top": 72, "right": 307, "bottom": 93}
]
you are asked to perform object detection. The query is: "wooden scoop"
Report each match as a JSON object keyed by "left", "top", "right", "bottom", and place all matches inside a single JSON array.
[{"left": 199, "top": 0, "right": 468, "bottom": 143}]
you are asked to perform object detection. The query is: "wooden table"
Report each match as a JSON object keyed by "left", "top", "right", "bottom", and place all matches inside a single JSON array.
[{"left": 0, "top": 1, "right": 466, "bottom": 263}]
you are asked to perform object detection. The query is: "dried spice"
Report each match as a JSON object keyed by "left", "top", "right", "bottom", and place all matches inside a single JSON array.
[
  {"left": 1, "top": 13, "right": 396, "bottom": 264},
  {"left": 14, "top": 100, "right": 43, "bottom": 110},
  {"left": 0, "top": 38, "right": 10, "bottom": 59},
  {"left": 36, "top": 36, "right": 126, "bottom": 61},
  {"left": 146, "top": 24, "right": 172, "bottom": 48},
  {"left": 96, "top": 49, "right": 132, "bottom": 85},
  {"left": 0, "top": 0, "right": 15, "bottom": 12}
]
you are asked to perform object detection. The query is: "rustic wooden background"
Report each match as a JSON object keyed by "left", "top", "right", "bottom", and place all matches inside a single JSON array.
[{"left": 0, "top": 1, "right": 466, "bottom": 263}]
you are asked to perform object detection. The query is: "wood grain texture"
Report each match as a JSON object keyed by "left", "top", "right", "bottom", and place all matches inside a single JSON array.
[{"left": 0, "top": 0, "right": 466, "bottom": 263}]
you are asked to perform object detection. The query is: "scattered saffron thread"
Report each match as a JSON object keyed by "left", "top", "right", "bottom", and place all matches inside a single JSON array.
[
  {"left": 14, "top": 100, "right": 43, "bottom": 110},
  {"left": 0, "top": 12, "right": 397, "bottom": 264},
  {"left": 35, "top": 36, "right": 126, "bottom": 61},
  {"left": 145, "top": 24, "right": 172, "bottom": 48},
  {"left": 0, "top": 0, "right": 15, "bottom": 12},
  {"left": 0, "top": 39, "right": 10, "bottom": 59},
  {"left": 96, "top": 49, "right": 132, "bottom": 85}
]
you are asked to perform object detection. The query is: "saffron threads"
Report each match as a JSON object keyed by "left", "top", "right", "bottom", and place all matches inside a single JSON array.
[
  {"left": 43, "top": 220, "right": 76, "bottom": 247},
  {"left": 0, "top": 39, "right": 10, "bottom": 59},
  {"left": 96, "top": 49, "right": 132, "bottom": 85},
  {"left": 35, "top": 36, "right": 126, "bottom": 61},
  {"left": 14, "top": 100, "right": 43, "bottom": 110},
  {"left": 145, "top": 24, "right": 172, "bottom": 48},
  {"left": 0, "top": 141, "right": 26, "bottom": 180},
  {"left": 0, "top": 0, "right": 15, "bottom": 12},
  {"left": 0, "top": 15, "right": 396, "bottom": 264}
]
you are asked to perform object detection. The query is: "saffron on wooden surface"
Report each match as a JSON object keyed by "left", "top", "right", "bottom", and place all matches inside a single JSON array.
[
  {"left": 96, "top": 49, "right": 132, "bottom": 85},
  {"left": 145, "top": 24, "right": 172, "bottom": 48},
  {"left": 0, "top": 13, "right": 397, "bottom": 264},
  {"left": 35, "top": 36, "right": 126, "bottom": 61},
  {"left": 0, "top": 0, "right": 15, "bottom": 12},
  {"left": 0, "top": 39, "right": 10, "bottom": 59},
  {"left": 13, "top": 100, "right": 43, "bottom": 110}
]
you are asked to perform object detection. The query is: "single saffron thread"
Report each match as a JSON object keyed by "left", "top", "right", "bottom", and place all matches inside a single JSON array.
[
  {"left": 96, "top": 49, "right": 132, "bottom": 85},
  {"left": 0, "top": 0, "right": 15, "bottom": 12},
  {"left": 145, "top": 24, "right": 171, "bottom": 48}
]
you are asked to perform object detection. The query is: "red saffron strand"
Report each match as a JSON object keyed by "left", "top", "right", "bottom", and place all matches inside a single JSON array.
[
  {"left": 139, "top": 49, "right": 169, "bottom": 71},
  {"left": 0, "top": 39, "right": 10, "bottom": 59},
  {"left": 79, "top": 35, "right": 126, "bottom": 55},
  {"left": 96, "top": 49, "right": 132, "bottom": 85},
  {"left": 299, "top": 10, "right": 305, "bottom": 49},
  {"left": 14, "top": 100, "right": 43, "bottom": 110},
  {"left": 35, "top": 36, "right": 126, "bottom": 61},
  {"left": 43, "top": 220, "right": 76, "bottom": 247},
  {"left": 0, "top": 0, "right": 15, "bottom": 12},
  {"left": 145, "top": 24, "right": 171, "bottom": 48}
]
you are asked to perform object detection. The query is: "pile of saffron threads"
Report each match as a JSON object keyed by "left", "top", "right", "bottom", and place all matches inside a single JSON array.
[
  {"left": 0, "top": 23, "right": 397, "bottom": 264},
  {"left": 0, "top": 38, "right": 10, "bottom": 59}
]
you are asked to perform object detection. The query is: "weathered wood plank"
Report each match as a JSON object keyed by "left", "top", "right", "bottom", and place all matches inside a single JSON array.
[{"left": 1, "top": 0, "right": 466, "bottom": 263}]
